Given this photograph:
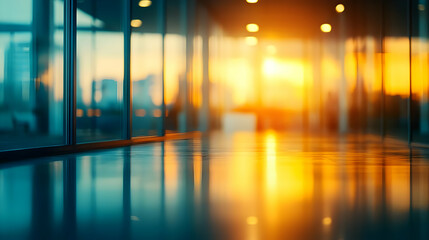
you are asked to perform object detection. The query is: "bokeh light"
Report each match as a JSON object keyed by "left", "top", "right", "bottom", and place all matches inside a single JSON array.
[{"left": 320, "top": 23, "right": 332, "bottom": 33}]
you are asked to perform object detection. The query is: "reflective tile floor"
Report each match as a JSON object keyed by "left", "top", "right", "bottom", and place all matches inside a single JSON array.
[{"left": 1, "top": 131, "right": 429, "bottom": 240}]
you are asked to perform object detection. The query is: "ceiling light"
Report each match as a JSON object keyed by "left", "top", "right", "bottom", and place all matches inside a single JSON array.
[
  {"left": 139, "top": 0, "right": 152, "bottom": 7},
  {"left": 245, "top": 36, "right": 258, "bottom": 46},
  {"left": 320, "top": 23, "right": 332, "bottom": 33},
  {"left": 246, "top": 0, "right": 258, "bottom": 3},
  {"left": 335, "top": 4, "right": 345, "bottom": 13},
  {"left": 131, "top": 19, "right": 142, "bottom": 28},
  {"left": 246, "top": 23, "right": 259, "bottom": 32}
]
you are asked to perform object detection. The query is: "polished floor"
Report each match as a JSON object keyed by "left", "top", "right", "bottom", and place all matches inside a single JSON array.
[{"left": 1, "top": 131, "right": 429, "bottom": 240}]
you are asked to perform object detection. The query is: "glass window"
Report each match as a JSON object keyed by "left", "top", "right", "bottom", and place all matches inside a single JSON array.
[
  {"left": 76, "top": 0, "right": 125, "bottom": 143},
  {"left": 383, "top": 0, "right": 410, "bottom": 139},
  {"left": 0, "top": 0, "right": 64, "bottom": 150},
  {"left": 411, "top": 0, "right": 429, "bottom": 143},
  {"left": 165, "top": 0, "right": 187, "bottom": 133},
  {"left": 353, "top": 0, "right": 383, "bottom": 134},
  {"left": 131, "top": 0, "right": 164, "bottom": 137}
]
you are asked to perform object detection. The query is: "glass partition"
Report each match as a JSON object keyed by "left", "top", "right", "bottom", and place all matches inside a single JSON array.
[
  {"left": 411, "top": 0, "right": 429, "bottom": 143},
  {"left": 383, "top": 0, "right": 410, "bottom": 139},
  {"left": 165, "top": 0, "right": 188, "bottom": 133},
  {"left": 76, "top": 0, "right": 125, "bottom": 143},
  {"left": 131, "top": 0, "right": 164, "bottom": 137},
  {"left": 0, "top": 0, "right": 64, "bottom": 150}
]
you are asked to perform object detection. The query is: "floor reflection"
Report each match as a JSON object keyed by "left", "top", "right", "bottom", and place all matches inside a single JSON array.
[{"left": 0, "top": 132, "right": 429, "bottom": 239}]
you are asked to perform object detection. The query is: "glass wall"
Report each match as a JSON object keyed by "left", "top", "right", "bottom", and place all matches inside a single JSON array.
[
  {"left": 383, "top": 0, "right": 410, "bottom": 139},
  {"left": 353, "top": 0, "right": 383, "bottom": 134},
  {"left": 165, "top": 0, "right": 188, "bottom": 133},
  {"left": 76, "top": 0, "right": 125, "bottom": 143},
  {"left": 0, "top": 0, "right": 64, "bottom": 150},
  {"left": 4, "top": 0, "right": 429, "bottom": 153},
  {"left": 0, "top": 0, "right": 219, "bottom": 153},
  {"left": 131, "top": 0, "right": 164, "bottom": 137},
  {"left": 412, "top": 0, "right": 429, "bottom": 143}
]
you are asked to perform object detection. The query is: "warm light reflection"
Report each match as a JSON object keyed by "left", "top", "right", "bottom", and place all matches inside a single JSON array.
[
  {"left": 265, "top": 132, "right": 277, "bottom": 190},
  {"left": 153, "top": 109, "right": 162, "bottom": 117},
  {"left": 246, "top": 0, "right": 258, "bottom": 3},
  {"left": 246, "top": 216, "right": 258, "bottom": 225},
  {"left": 246, "top": 23, "right": 259, "bottom": 33},
  {"left": 193, "top": 154, "right": 203, "bottom": 197},
  {"left": 323, "top": 217, "right": 332, "bottom": 226},
  {"left": 267, "top": 45, "right": 277, "bottom": 55},
  {"left": 245, "top": 36, "right": 258, "bottom": 46},
  {"left": 320, "top": 23, "right": 332, "bottom": 33},
  {"left": 76, "top": 109, "right": 84, "bottom": 117}
]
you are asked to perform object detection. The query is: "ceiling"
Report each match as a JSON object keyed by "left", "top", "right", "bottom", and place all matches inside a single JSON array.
[{"left": 199, "top": 0, "right": 354, "bottom": 39}]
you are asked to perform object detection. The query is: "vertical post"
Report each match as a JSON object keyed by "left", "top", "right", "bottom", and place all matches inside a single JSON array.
[
  {"left": 408, "top": 0, "right": 413, "bottom": 144},
  {"left": 161, "top": 0, "right": 167, "bottom": 136},
  {"left": 185, "top": 0, "right": 196, "bottom": 132},
  {"left": 200, "top": 7, "right": 210, "bottom": 132},
  {"left": 380, "top": 0, "right": 386, "bottom": 139},
  {"left": 179, "top": 0, "right": 189, "bottom": 133},
  {"left": 338, "top": 11, "right": 348, "bottom": 133},
  {"left": 65, "top": 0, "right": 77, "bottom": 145},
  {"left": 123, "top": 0, "right": 132, "bottom": 140}
]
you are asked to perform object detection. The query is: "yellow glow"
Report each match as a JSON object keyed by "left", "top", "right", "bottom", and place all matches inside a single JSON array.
[
  {"left": 322, "top": 57, "right": 340, "bottom": 81},
  {"left": 193, "top": 36, "right": 204, "bottom": 107},
  {"left": 419, "top": 4, "right": 425, "bottom": 11},
  {"left": 246, "top": 0, "right": 258, "bottom": 3},
  {"left": 336, "top": 4, "right": 345, "bottom": 13},
  {"left": 246, "top": 23, "right": 259, "bottom": 33},
  {"left": 139, "top": 0, "right": 152, "bottom": 7},
  {"left": 246, "top": 216, "right": 258, "bottom": 225},
  {"left": 262, "top": 58, "right": 305, "bottom": 85},
  {"left": 164, "top": 142, "right": 179, "bottom": 198},
  {"left": 164, "top": 34, "right": 185, "bottom": 105},
  {"left": 263, "top": 58, "right": 277, "bottom": 76},
  {"left": 193, "top": 154, "right": 202, "bottom": 196},
  {"left": 266, "top": 132, "right": 277, "bottom": 190},
  {"left": 267, "top": 45, "right": 277, "bottom": 55},
  {"left": 245, "top": 36, "right": 258, "bottom": 46},
  {"left": 323, "top": 217, "right": 332, "bottom": 226},
  {"left": 225, "top": 58, "right": 254, "bottom": 106},
  {"left": 320, "top": 23, "right": 332, "bottom": 33},
  {"left": 130, "top": 19, "right": 142, "bottom": 28},
  {"left": 384, "top": 37, "right": 410, "bottom": 96}
]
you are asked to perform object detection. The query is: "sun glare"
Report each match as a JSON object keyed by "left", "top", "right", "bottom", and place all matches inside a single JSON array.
[{"left": 263, "top": 58, "right": 305, "bottom": 85}]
